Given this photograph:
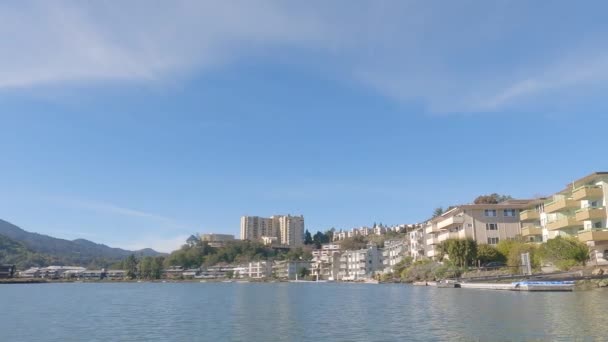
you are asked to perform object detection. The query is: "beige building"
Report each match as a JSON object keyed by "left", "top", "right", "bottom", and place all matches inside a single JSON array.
[
  {"left": 240, "top": 216, "right": 274, "bottom": 241},
  {"left": 424, "top": 200, "right": 534, "bottom": 259},
  {"left": 240, "top": 214, "right": 304, "bottom": 246},
  {"left": 532, "top": 172, "right": 608, "bottom": 264},
  {"left": 337, "top": 243, "right": 382, "bottom": 281},
  {"left": 311, "top": 244, "right": 341, "bottom": 280},
  {"left": 519, "top": 199, "right": 547, "bottom": 243},
  {"left": 277, "top": 215, "right": 304, "bottom": 246},
  {"left": 382, "top": 239, "right": 408, "bottom": 273}
]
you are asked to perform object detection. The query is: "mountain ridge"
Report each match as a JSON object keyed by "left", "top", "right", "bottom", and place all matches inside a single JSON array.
[{"left": 0, "top": 219, "right": 165, "bottom": 269}]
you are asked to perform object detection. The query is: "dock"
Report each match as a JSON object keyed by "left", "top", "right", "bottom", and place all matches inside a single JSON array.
[{"left": 456, "top": 281, "right": 575, "bottom": 292}]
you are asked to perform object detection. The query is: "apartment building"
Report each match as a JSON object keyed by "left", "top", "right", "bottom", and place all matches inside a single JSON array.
[
  {"left": 519, "top": 199, "right": 547, "bottom": 243},
  {"left": 311, "top": 244, "right": 341, "bottom": 280},
  {"left": 246, "top": 261, "right": 272, "bottom": 279},
  {"left": 533, "top": 172, "right": 608, "bottom": 264},
  {"left": 277, "top": 215, "right": 304, "bottom": 246},
  {"left": 240, "top": 216, "right": 274, "bottom": 240},
  {"left": 273, "top": 260, "right": 311, "bottom": 280},
  {"left": 424, "top": 200, "right": 534, "bottom": 259},
  {"left": 337, "top": 243, "right": 382, "bottom": 281},
  {"left": 240, "top": 214, "right": 304, "bottom": 246},
  {"left": 382, "top": 239, "right": 408, "bottom": 273},
  {"left": 409, "top": 226, "right": 426, "bottom": 260}
]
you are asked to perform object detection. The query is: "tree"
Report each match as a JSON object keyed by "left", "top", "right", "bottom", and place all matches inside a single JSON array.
[
  {"left": 438, "top": 239, "right": 478, "bottom": 268},
  {"left": 125, "top": 254, "right": 138, "bottom": 279},
  {"left": 304, "top": 230, "right": 313, "bottom": 245},
  {"left": 339, "top": 236, "right": 367, "bottom": 251},
  {"left": 151, "top": 256, "right": 165, "bottom": 279},
  {"left": 186, "top": 234, "right": 200, "bottom": 248},
  {"left": 476, "top": 244, "right": 505, "bottom": 265},
  {"left": 474, "top": 193, "right": 513, "bottom": 204},
  {"left": 538, "top": 236, "right": 589, "bottom": 270},
  {"left": 432, "top": 207, "right": 444, "bottom": 218},
  {"left": 498, "top": 240, "right": 540, "bottom": 273},
  {"left": 139, "top": 256, "right": 153, "bottom": 279},
  {"left": 297, "top": 266, "right": 310, "bottom": 279}
]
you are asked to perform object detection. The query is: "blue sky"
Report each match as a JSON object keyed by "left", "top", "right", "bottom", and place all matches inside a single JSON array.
[{"left": 1, "top": 1, "right": 607, "bottom": 252}]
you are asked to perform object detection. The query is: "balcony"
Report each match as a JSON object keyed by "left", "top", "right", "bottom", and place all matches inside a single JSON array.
[
  {"left": 438, "top": 232, "right": 459, "bottom": 242},
  {"left": 426, "top": 236, "right": 440, "bottom": 245},
  {"left": 520, "top": 209, "right": 540, "bottom": 222},
  {"left": 546, "top": 216, "right": 582, "bottom": 231},
  {"left": 437, "top": 216, "right": 464, "bottom": 230},
  {"left": 544, "top": 198, "right": 578, "bottom": 213},
  {"left": 575, "top": 207, "right": 607, "bottom": 222},
  {"left": 425, "top": 224, "right": 439, "bottom": 234},
  {"left": 521, "top": 226, "right": 542, "bottom": 237},
  {"left": 578, "top": 230, "right": 608, "bottom": 243},
  {"left": 572, "top": 186, "right": 604, "bottom": 201}
]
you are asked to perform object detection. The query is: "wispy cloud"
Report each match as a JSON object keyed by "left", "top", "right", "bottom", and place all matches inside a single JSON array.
[
  {"left": 43, "top": 195, "right": 190, "bottom": 231},
  {"left": 2, "top": 1, "right": 608, "bottom": 112}
]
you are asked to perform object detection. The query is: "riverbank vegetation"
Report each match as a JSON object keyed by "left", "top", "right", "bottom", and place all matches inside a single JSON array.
[{"left": 383, "top": 236, "right": 592, "bottom": 283}]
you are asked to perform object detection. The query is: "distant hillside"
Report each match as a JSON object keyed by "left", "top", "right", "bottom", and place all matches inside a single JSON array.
[{"left": 0, "top": 219, "right": 164, "bottom": 269}]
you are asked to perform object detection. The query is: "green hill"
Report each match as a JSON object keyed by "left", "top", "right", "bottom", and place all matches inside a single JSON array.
[{"left": 0, "top": 219, "right": 164, "bottom": 269}]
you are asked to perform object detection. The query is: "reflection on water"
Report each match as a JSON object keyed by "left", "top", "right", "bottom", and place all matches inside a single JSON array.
[{"left": 1, "top": 283, "right": 607, "bottom": 341}]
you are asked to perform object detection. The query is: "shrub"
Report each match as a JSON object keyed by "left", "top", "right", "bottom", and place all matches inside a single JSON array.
[
  {"left": 438, "top": 239, "right": 478, "bottom": 267},
  {"left": 506, "top": 242, "right": 539, "bottom": 274},
  {"left": 476, "top": 244, "right": 506, "bottom": 265},
  {"left": 538, "top": 236, "right": 589, "bottom": 270}
]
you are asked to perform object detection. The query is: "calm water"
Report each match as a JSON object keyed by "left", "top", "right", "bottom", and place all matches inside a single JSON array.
[{"left": 2, "top": 282, "right": 607, "bottom": 341}]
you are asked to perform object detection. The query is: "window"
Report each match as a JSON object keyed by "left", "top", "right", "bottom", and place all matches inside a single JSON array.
[
  {"left": 503, "top": 209, "right": 516, "bottom": 217},
  {"left": 484, "top": 209, "right": 497, "bottom": 217},
  {"left": 595, "top": 222, "right": 603, "bottom": 229},
  {"left": 468, "top": 223, "right": 473, "bottom": 228},
  {"left": 486, "top": 223, "right": 498, "bottom": 231},
  {"left": 487, "top": 237, "right": 500, "bottom": 245},
  {"left": 590, "top": 201, "right": 599, "bottom": 208}
]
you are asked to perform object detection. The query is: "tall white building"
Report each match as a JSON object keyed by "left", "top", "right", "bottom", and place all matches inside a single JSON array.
[
  {"left": 338, "top": 243, "right": 382, "bottom": 281},
  {"left": 382, "top": 239, "right": 408, "bottom": 273},
  {"left": 240, "top": 214, "right": 304, "bottom": 246},
  {"left": 240, "top": 216, "right": 274, "bottom": 241},
  {"left": 277, "top": 215, "right": 304, "bottom": 246}
]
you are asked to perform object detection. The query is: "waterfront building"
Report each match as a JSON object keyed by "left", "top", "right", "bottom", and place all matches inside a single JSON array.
[
  {"left": 246, "top": 261, "right": 272, "bottom": 278},
  {"left": 382, "top": 239, "right": 408, "bottom": 273},
  {"left": 311, "top": 244, "right": 341, "bottom": 280},
  {"left": 0, "top": 265, "right": 15, "bottom": 278},
  {"left": 424, "top": 200, "right": 535, "bottom": 259},
  {"left": 37, "top": 266, "right": 86, "bottom": 279},
  {"left": 338, "top": 243, "right": 382, "bottom": 281},
  {"left": 533, "top": 172, "right": 608, "bottom": 264},
  {"left": 272, "top": 260, "right": 311, "bottom": 280},
  {"left": 106, "top": 270, "right": 127, "bottom": 280},
  {"left": 519, "top": 199, "right": 547, "bottom": 243},
  {"left": 19, "top": 267, "right": 41, "bottom": 278},
  {"left": 200, "top": 233, "right": 235, "bottom": 248},
  {"left": 408, "top": 227, "right": 426, "bottom": 260}
]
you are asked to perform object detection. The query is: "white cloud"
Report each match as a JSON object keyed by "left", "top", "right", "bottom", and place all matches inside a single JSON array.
[{"left": 2, "top": 1, "right": 607, "bottom": 112}]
